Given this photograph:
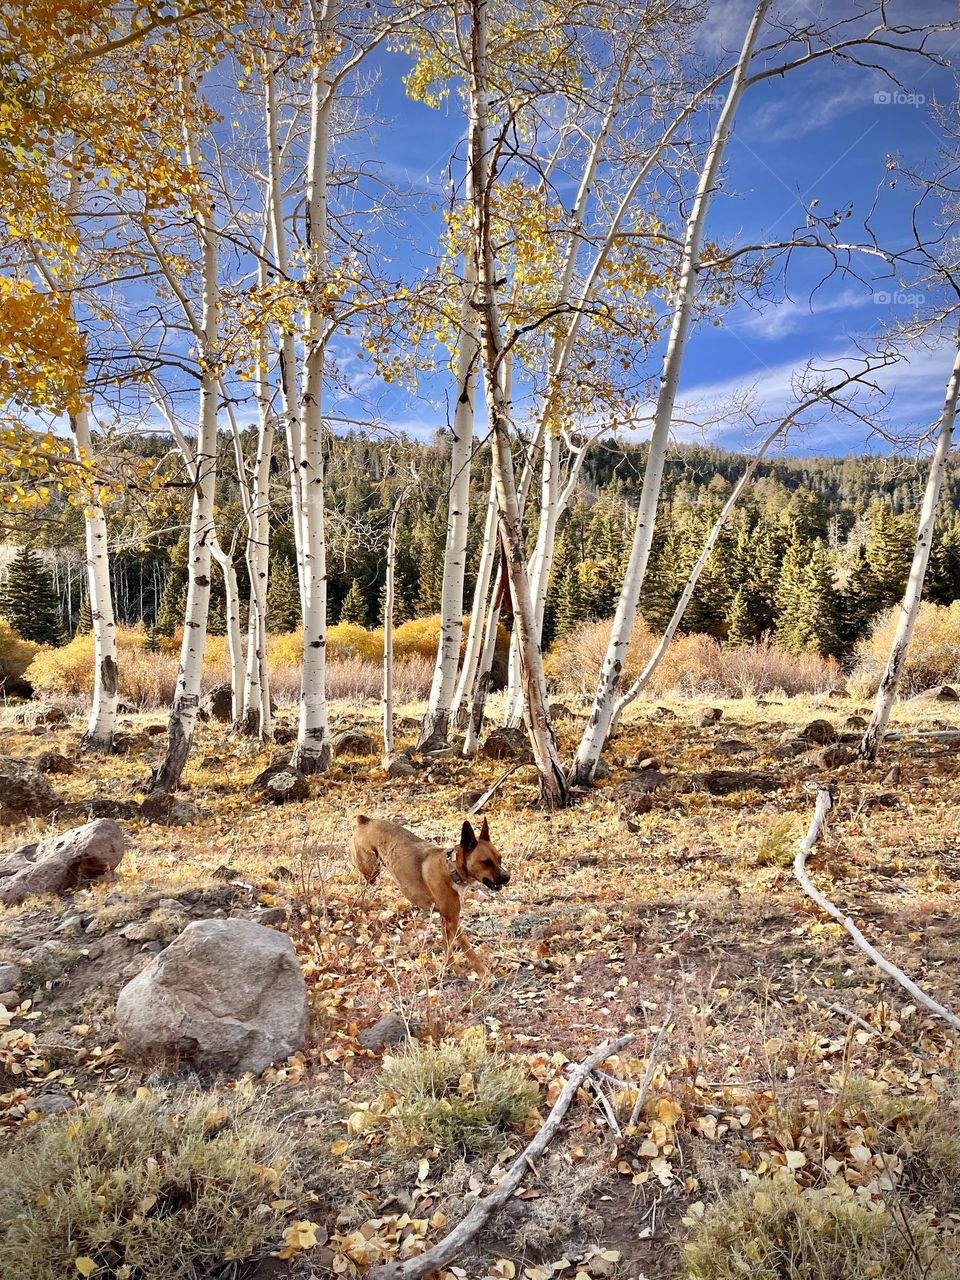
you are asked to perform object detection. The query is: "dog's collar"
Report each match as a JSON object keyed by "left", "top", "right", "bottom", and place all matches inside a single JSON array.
[{"left": 446, "top": 848, "right": 465, "bottom": 887}]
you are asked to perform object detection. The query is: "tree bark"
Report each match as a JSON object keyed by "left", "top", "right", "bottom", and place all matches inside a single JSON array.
[
  {"left": 70, "top": 403, "right": 118, "bottom": 752},
  {"left": 859, "top": 339, "right": 960, "bottom": 761},
  {"left": 469, "top": 0, "right": 567, "bottom": 806},
  {"left": 151, "top": 122, "right": 220, "bottom": 795},
  {"left": 291, "top": 1, "right": 335, "bottom": 775},
  {"left": 452, "top": 467, "right": 498, "bottom": 731},
  {"left": 382, "top": 488, "right": 406, "bottom": 758},
  {"left": 570, "top": 0, "right": 772, "bottom": 787},
  {"left": 419, "top": 100, "right": 481, "bottom": 751}
]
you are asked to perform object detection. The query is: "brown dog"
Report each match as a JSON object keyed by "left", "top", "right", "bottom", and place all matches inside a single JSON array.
[{"left": 349, "top": 815, "right": 509, "bottom": 976}]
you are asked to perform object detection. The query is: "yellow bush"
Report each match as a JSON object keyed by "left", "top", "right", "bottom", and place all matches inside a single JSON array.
[
  {"left": 0, "top": 617, "right": 39, "bottom": 677},
  {"left": 849, "top": 601, "right": 960, "bottom": 698}
]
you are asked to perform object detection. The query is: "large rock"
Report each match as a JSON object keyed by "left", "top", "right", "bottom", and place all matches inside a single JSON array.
[
  {"left": 115, "top": 918, "right": 308, "bottom": 1077},
  {"left": 383, "top": 752, "right": 416, "bottom": 778},
  {"left": 53, "top": 798, "right": 139, "bottom": 823},
  {"left": 0, "top": 758, "right": 62, "bottom": 824},
  {"left": 481, "top": 726, "right": 533, "bottom": 763},
  {"left": 0, "top": 818, "right": 125, "bottom": 906},
  {"left": 202, "top": 683, "right": 234, "bottom": 723},
  {"left": 139, "top": 794, "right": 200, "bottom": 826},
  {"left": 688, "top": 769, "right": 779, "bottom": 796},
  {"left": 332, "top": 728, "right": 376, "bottom": 758},
  {"left": 14, "top": 703, "right": 66, "bottom": 727},
  {"left": 800, "top": 719, "right": 838, "bottom": 746},
  {"left": 909, "top": 683, "right": 959, "bottom": 702},
  {"left": 250, "top": 763, "right": 310, "bottom": 803}
]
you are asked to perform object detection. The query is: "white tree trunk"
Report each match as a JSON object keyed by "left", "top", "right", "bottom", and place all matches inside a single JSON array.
[
  {"left": 570, "top": 0, "right": 771, "bottom": 787},
  {"left": 452, "top": 467, "right": 498, "bottom": 731},
  {"left": 419, "top": 98, "right": 481, "bottom": 750},
  {"left": 210, "top": 535, "right": 243, "bottom": 720},
  {"left": 859, "top": 340, "right": 960, "bottom": 761},
  {"left": 469, "top": 0, "right": 567, "bottom": 806},
  {"left": 70, "top": 404, "right": 118, "bottom": 751},
  {"left": 152, "top": 124, "right": 220, "bottom": 794},
  {"left": 382, "top": 490, "right": 405, "bottom": 758},
  {"left": 292, "top": 3, "right": 335, "bottom": 774},
  {"left": 241, "top": 386, "right": 274, "bottom": 739}
]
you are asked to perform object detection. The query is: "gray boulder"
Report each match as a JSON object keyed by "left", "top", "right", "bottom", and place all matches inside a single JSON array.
[
  {"left": 383, "top": 752, "right": 416, "bottom": 778},
  {"left": 0, "top": 758, "right": 62, "bottom": 823},
  {"left": 481, "top": 726, "right": 533, "bottom": 763},
  {"left": 250, "top": 763, "right": 310, "bottom": 803},
  {"left": 909, "top": 683, "right": 958, "bottom": 702},
  {"left": 800, "top": 719, "right": 838, "bottom": 745},
  {"left": 115, "top": 918, "right": 308, "bottom": 1077},
  {"left": 332, "top": 728, "right": 377, "bottom": 758},
  {"left": 202, "top": 683, "right": 234, "bottom": 723},
  {"left": 0, "top": 818, "right": 125, "bottom": 906},
  {"left": 139, "top": 794, "right": 200, "bottom": 826}
]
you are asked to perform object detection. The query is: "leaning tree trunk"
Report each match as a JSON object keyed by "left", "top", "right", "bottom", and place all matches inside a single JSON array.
[
  {"left": 292, "top": 6, "right": 335, "bottom": 775},
  {"left": 151, "top": 128, "right": 220, "bottom": 794},
  {"left": 418, "top": 93, "right": 482, "bottom": 751},
  {"left": 469, "top": 0, "right": 567, "bottom": 806},
  {"left": 570, "top": 0, "right": 771, "bottom": 787},
  {"left": 452, "top": 467, "right": 498, "bottom": 731},
  {"left": 210, "top": 535, "right": 243, "bottom": 722},
  {"left": 70, "top": 403, "right": 118, "bottom": 752},
  {"left": 859, "top": 340, "right": 960, "bottom": 761}
]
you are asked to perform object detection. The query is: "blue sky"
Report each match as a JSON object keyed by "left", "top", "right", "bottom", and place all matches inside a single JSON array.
[{"left": 333, "top": 1, "right": 960, "bottom": 459}]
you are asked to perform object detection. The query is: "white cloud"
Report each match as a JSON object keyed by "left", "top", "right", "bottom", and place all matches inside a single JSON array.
[{"left": 733, "top": 287, "right": 873, "bottom": 340}]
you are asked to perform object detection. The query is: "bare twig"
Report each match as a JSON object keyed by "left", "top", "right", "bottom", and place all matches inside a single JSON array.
[
  {"left": 628, "top": 1000, "right": 674, "bottom": 1130},
  {"left": 468, "top": 762, "right": 521, "bottom": 814},
  {"left": 794, "top": 788, "right": 960, "bottom": 1033},
  {"left": 367, "top": 1034, "right": 635, "bottom": 1280}
]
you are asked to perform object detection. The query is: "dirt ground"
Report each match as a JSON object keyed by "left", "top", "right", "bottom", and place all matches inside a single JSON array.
[{"left": 2, "top": 690, "right": 959, "bottom": 1279}]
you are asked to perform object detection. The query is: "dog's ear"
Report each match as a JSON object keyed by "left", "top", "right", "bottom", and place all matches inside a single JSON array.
[
  {"left": 479, "top": 817, "right": 490, "bottom": 843},
  {"left": 460, "top": 820, "right": 478, "bottom": 853}
]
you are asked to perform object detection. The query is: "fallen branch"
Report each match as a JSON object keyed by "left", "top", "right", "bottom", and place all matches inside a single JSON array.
[
  {"left": 810, "top": 997, "right": 878, "bottom": 1036},
  {"left": 628, "top": 999, "right": 674, "bottom": 1130},
  {"left": 367, "top": 1033, "right": 635, "bottom": 1280},
  {"left": 468, "top": 762, "right": 521, "bottom": 815},
  {"left": 586, "top": 1074, "right": 622, "bottom": 1136},
  {"left": 794, "top": 787, "right": 960, "bottom": 1034}
]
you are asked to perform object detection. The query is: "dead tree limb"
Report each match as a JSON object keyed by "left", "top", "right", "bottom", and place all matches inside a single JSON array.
[
  {"left": 627, "top": 998, "right": 674, "bottom": 1130},
  {"left": 468, "top": 762, "right": 521, "bottom": 815},
  {"left": 794, "top": 787, "right": 960, "bottom": 1034},
  {"left": 367, "top": 1034, "right": 635, "bottom": 1280}
]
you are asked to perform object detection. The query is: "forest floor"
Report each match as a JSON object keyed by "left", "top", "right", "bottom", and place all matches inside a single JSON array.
[{"left": 1, "top": 690, "right": 960, "bottom": 1279}]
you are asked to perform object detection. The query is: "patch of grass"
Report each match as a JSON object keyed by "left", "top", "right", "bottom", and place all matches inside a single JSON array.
[
  {"left": 755, "top": 816, "right": 798, "bottom": 867},
  {"left": 0, "top": 1089, "right": 293, "bottom": 1280},
  {"left": 378, "top": 1028, "right": 538, "bottom": 1153},
  {"left": 684, "top": 1182, "right": 957, "bottom": 1280}
]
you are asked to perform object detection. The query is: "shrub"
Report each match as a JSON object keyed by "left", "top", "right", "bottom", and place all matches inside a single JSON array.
[
  {"left": 0, "top": 1090, "right": 292, "bottom": 1280},
  {"left": 848, "top": 600, "right": 960, "bottom": 699},
  {"left": 684, "top": 1182, "right": 956, "bottom": 1280},
  {"left": 0, "top": 617, "right": 39, "bottom": 678},
  {"left": 378, "top": 1028, "right": 538, "bottom": 1152},
  {"left": 545, "top": 619, "right": 840, "bottom": 699}
]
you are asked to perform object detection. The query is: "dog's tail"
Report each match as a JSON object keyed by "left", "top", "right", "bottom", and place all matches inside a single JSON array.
[{"left": 355, "top": 814, "right": 371, "bottom": 826}]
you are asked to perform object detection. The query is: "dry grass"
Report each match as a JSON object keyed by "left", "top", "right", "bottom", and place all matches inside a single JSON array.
[
  {"left": 684, "top": 1181, "right": 957, "bottom": 1280},
  {"left": 0, "top": 1088, "right": 292, "bottom": 1280},
  {"left": 849, "top": 601, "right": 960, "bottom": 699},
  {"left": 378, "top": 1028, "right": 539, "bottom": 1152},
  {"left": 545, "top": 620, "right": 840, "bottom": 699}
]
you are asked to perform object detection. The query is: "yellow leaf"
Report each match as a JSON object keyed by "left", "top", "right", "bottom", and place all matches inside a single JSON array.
[
  {"left": 76, "top": 1261, "right": 97, "bottom": 1278},
  {"left": 329, "top": 1139, "right": 350, "bottom": 1156}
]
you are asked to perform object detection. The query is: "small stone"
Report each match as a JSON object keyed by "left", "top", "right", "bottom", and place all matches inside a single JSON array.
[
  {"left": 481, "top": 727, "right": 533, "bottom": 763},
  {"left": 58, "top": 914, "right": 84, "bottom": 934},
  {"left": 628, "top": 768, "right": 668, "bottom": 793},
  {"left": 250, "top": 763, "right": 310, "bottom": 803},
  {"left": 332, "top": 728, "right": 377, "bottom": 758},
  {"left": 0, "top": 757, "right": 63, "bottom": 823},
  {"left": 29, "top": 1093, "right": 76, "bottom": 1116},
  {"left": 141, "top": 941, "right": 166, "bottom": 956},
  {"left": 0, "top": 961, "right": 22, "bottom": 989},
  {"left": 800, "top": 719, "right": 837, "bottom": 745},
  {"left": 158, "top": 899, "right": 185, "bottom": 913},
  {"left": 773, "top": 738, "right": 807, "bottom": 759},
  {"left": 591, "top": 757, "right": 612, "bottom": 781},
  {"left": 0, "top": 990, "right": 19, "bottom": 1007},
  {"left": 384, "top": 753, "right": 416, "bottom": 778},
  {"left": 139, "top": 794, "right": 201, "bottom": 826},
  {"left": 909, "top": 683, "right": 958, "bottom": 702},
  {"left": 34, "top": 751, "right": 75, "bottom": 775},
  {"left": 0, "top": 818, "right": 125, "bottom": 906},
  {"left": 357, "top": 1011, "right": 418, "bottom": 1051},
  {"left": 252, "top": 906, "right": 285, "bottom": 926},
  {"left": 698, "top": 707, "right": 722, "bottom": 727},
  {"left": 201, "top": 683, "right": 234, "bottom": 722},
  {"left": 653, "top": 706, "right": 677, "bottom": 721},
  {"left": 818, "top": 744, "right": 856, "bottom": 768},
  {"left": 713, "top": 739, "right": 753, "bottom": 756},
  {"left": 844, "top": 715, "right": 867, "bottom": 730}
]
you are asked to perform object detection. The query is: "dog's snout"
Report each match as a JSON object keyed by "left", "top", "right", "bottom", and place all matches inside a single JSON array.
[{"left": 500, "top": 871, "right": 511, "bottom": 884}]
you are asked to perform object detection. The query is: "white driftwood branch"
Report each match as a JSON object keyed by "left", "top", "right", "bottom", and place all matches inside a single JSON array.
[
  {"left": 628, "top": 999, "right": 674, "bottom": 1129},
  {"left": 794, "top": 788, "right": 960, "bottom": 1034},
  {"left": 367, "top": 1034, "right": 635, "bottom": 1280}
]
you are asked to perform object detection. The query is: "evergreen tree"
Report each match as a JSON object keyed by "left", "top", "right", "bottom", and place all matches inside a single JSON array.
[
  {"left": 339, "top": 578, "right": 369, "bottom": 626},
  {"left": 927, "top": 518, "right": 960, "bottom": 606},
  {"left": 76, "top": 592, "right": 93, "bottom": 635},
  {"left": 555, "top": 563, "right": 586, "bottom": 636},
  {"left": 865, "top": 501, "right": 912, "bottom": 607},
  {"left": 0, "top": 547, "right": 64, "bottom": 645},
  {"left": 775, "top": 539, "right": 842, "bottom": 656},
  {"left": 266, "top": 556, "right": 301, "bottom": 632},
  {"left": 154, "top": 530, "right": 189, "bottom": 636},
  {"left": 840, "top": 543, "right": 883, "bottom": 646},
  {"left": 725, "top": 587, "right": 753, "bottom": 646}
]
